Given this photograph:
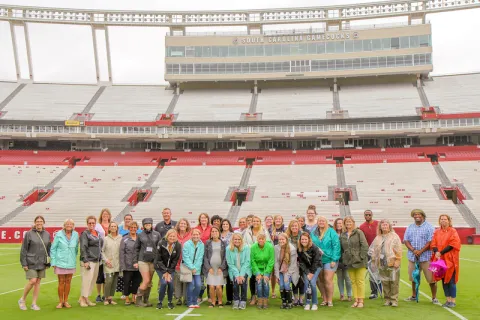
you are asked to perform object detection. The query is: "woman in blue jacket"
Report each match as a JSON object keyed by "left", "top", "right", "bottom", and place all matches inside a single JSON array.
[
  {"left": 226, "top": 233, "right": 251, "bottom": 310},
  {"left": 50, "top": 219, "right": 79, "bottom": 309},
  {"left": 311, "top": 216, "right": 340, "bottom": 307},
  {"left": 183, "top": 229, "right": 205, "bottom": 308}
]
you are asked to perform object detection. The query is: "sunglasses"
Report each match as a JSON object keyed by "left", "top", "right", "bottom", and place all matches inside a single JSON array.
[{"left": 364, "top": 214, "right": 372, "bottom": 216}]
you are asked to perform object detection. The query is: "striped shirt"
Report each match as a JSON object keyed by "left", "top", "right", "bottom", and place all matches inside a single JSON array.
[{"left": 404, "top": 221, "right": 434, "bottom": 262}]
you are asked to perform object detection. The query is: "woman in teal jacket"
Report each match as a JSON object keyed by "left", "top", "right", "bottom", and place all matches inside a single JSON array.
[
  {"left": 310, "top": 216, "right": 340, "bottom": 307},
  {"left": 250, "top": 233, "right": 274, "bottom": 309},
  {"left": 182, "top": 229, "right": 205, "bottom": 308},
  {"left": 226, "top": 233, "right": 251, "bottom": 310},
  {"left": 50, "top": 219, "right": 79, "bottom": 309}
]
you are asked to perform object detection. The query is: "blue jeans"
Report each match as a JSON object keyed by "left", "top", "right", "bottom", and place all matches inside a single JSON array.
[
  {"left": 232, "top": 276, "right": 248, "bottom": 302},
  {"left": 156, "top": 271, "right": 175, "bottom": 303},
  {"left": 442, "top": 271, "right": 457, "bottom": 298},
  {"left": 255, "top": 277, "right": 270, "bottom": 298},
  {"left": 304, "top": 268, "right": 321, "bottom": 305},
  {"left": 336, "top": 268, "right": 352, "bottom": 297},
  {"left": 187, "top": 275, "right": 202, "bottom": 306},
  {"left": 278, "top": 273, "right": 292, "bottom": 291}
]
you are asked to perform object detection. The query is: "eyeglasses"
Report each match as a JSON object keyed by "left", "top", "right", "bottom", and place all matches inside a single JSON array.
[{"left": 87, "top": 222, "right": 96, "bottom": 225}]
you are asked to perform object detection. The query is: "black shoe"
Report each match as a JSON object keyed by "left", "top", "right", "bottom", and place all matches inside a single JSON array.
[
  {"left": 369, "top": 294, "right": 378, "bottom": 300},
  {"left": 176, "top": 299, "right": 183, "bottom": 306},
  {"left": 102, "top": 296, "right": 105, "bottom": 302},
  {"left": 168, "top": 302, "right": 174, "bottom": 309},
  {"left": 225, "top": 301, "right": 232, "bottom": 306},
  {"left": 95, "top": 295, "right": 102, "bottom": 303},
  {"left": 156, "top": 302, "right": 163, "bottom": 309}
]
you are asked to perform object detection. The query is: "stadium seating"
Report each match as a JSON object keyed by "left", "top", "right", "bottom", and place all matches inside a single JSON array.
[
  {"left": 0, "top": 82, "right": 19, "bottom": 104},
  {"left": 338, "top": 82, "right": 421, "bottom": 117},
  {"left": 90, "top": 86, "right": 173, "bottom": 121},
  {"left": 2, "top": 84, "right": 98, "bottom": 121},
  {"left": 423, "top": 74, "right": 480, "bottom": 113},
  {"left": 441, "top": 160, "right": 480, "bottom": 221},
  {"left": 256, "top": 87, "right": 333, "bottom": 120},
  {"left": 0, "top": 165, "right": 64, "bottom": 219},
  {"left": 132, "top": 166, "right": 245, "bottom": 226},
  {"left": 5, "top": 166, "right": 154, "bottom": 226},
  {"left": 344, "top": 162, "right": 470, "bottom": 226},
  {"left": 175, "top": 89, "right": 251, "bottom": 121}
]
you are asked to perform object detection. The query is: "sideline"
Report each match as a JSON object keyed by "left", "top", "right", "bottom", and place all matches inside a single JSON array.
[
  {"left": 459, "top": 258, "right": 479, "bottom": 263},
  {"left": 399, "top": 279, "right": 467, "bottom": 320},
  {"left": 0, "top": 275, "right": 80, "bottom": 296},
  {"left": 172, "top": 299, "right": 206, "bottom": 320}
]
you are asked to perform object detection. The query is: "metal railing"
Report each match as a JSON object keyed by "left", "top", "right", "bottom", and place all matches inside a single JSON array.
[
  {"left": 0, "top": 1, "right": 478, "bottom": 27},
  {"left": 1, "top": 117, "right": 479, "bottom": 136}
]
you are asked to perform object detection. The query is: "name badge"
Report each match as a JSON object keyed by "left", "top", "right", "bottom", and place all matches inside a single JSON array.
[{"left": 146, "top": 247, "right": 153, "bottom": 252}]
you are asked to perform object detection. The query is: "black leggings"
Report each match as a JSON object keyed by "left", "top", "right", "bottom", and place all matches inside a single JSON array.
[
  {"left": 249, "top": 276, "right": 256, "bottom": 297},
  {"left": 122, "top": 270, "right": 142, "bottom": 296},
  {"left": 292, "top": 277, "right": 305, "bottom": 295},
  {"left": 225, "top": 276, "right": 233, "bottom": 302}
]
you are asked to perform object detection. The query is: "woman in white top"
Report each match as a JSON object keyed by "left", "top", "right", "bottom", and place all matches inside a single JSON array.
[{"left": 102, "top": 222, "right": 122, "bottom": 305}]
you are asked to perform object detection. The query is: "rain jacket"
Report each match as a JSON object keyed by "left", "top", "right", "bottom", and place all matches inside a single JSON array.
[
  {"left": 340, "top": 228, "right": 369, "bottom": 269},
  {"left": 50, "top": 230, "right": 79, "bottom": 269},
  {"left": 102, "top": 234, "right": 122, "bottom": 273},
  {"left": 20, "top": 228, "right": 51, "bottom": 270},
  {"left": 368, "top": 231, "right": 403, "bottom": 281},
  {"left": 182, "top": 239, "right": 205, "bottom": 272},
  {"left": 250, "top": 241, "right": 275, "bottom": 277},
  {"left": 311, "top": 227, "right": 341, "bottom": 264},
  {"left": 226, "top": 245, "right": 252, "bottom": 280}
]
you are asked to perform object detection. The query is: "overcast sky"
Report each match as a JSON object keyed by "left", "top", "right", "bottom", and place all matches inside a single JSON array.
[{"left": 0, "top": 0, "right": 479, "bottom": 84}]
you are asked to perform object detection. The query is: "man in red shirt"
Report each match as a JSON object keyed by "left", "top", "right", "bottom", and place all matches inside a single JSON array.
[{"left": 359, "top": 209, "right": 381, "bottom": 299}]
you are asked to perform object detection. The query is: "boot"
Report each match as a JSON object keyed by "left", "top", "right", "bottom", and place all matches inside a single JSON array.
[
  {"left": 257, "top": 298, "right": 263, "bottom": 309},
  {"left": 280, "top": 290, "right": 287, "bottom": 309},
  {"left": 143, "top": 286, "right": 153, "bottom": 307},
  {"left": 135, "top": 289, "right": 147, "bottom": 307},
  {"left": 286, "top": 291, "right": 292, "bottom": 309},
  {"left": 263, "top": 298, "right": 269, "bottom": 309}
]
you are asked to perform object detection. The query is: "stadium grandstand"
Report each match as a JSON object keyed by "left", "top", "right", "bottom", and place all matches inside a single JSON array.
[{"left": 0, "top": 0, "right": 479, "bottom": 245}]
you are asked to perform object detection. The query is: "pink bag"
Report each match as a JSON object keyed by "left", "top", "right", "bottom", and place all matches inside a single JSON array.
[{"left": 429, "top": 259, "right": 447, "bottom": 278}]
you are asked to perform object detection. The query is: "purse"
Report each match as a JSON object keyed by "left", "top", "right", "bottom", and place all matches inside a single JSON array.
[
  {"left": 180, "top": 246, "right": 198, "bottom": 283},
  {"left": 36, "top": 231, "right": 51, "bottom": 265}
]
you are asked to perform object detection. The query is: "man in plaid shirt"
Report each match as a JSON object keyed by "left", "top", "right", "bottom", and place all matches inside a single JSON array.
[{"left": 403, "top": 209, "right": 438, "bottom": 303}]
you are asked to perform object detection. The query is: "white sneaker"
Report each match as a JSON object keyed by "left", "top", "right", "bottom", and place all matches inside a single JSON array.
[
  {"left": 304, "top": 304, "right": 311, "bottom": 311},
  {"left": 311, "top": 304, "right": 318, "bottom": 311}
]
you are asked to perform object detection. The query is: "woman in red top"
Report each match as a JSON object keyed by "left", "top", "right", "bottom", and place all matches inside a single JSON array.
[
  {"left": 431, "top": 214, "right": 461, "bottom": 308},
  {"left": 174, "top": 219, "right": 192, "bottom": 305},
  {"left": 195, "top": 213, "right": 212, "bottom": 244}
]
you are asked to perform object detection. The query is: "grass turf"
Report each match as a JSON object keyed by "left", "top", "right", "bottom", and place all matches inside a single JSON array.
[{"left": 0, "top": 244, "right": 478, "bottom": 320}]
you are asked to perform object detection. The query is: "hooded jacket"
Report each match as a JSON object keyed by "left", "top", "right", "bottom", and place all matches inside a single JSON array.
[
  {"left": 250, "top": 241, "right": 275, "bottom": 277},
  {"left": 134, "top": 229, "right": 161, "bottom": 264},
  {"left": 311, "top": 227, "right": 341, "bottom": 264},
  {"left": 50, "top": 230, "right": 79, "bottom": 269},
  {"left": 339, "top": 228, "right": 369, "bottom": 269},
  {"left": 120, "top": 234, "right": 138, "bottom": 271},
  {"left": 154, "top": 239, "right": 181, "bottom": 274},
  {"left": 226, "top": 245, "right": 251, "bottom": 280},
  {"left": 102, "top": 233, "right": 122, "bottom": 273},
  {"left": 20, "top": 228, "right": 51, "bottom": 270},
  {"left": 80, "top": 229, "right": 103, "bottom": 263},
  {"left": 298, "top": 245, "right": 323, "bottom": 275},
  {"left": 182, "top": 239, "right": 205, "bottom": 272}
]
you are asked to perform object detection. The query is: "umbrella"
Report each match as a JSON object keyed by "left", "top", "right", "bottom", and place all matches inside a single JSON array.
[
  {"left": 367, "top": 260, "right": 384, "bottom": 299},
  {"left": 429, "top": 259, "right": 447, "bottom": 279},
  {"left": 412, "top": 258, "right": 421, "bottom": 303}
]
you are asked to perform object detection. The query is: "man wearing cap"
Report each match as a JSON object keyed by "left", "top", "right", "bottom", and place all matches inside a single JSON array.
[
  {"left": 359, "top": 209, "right": 381, "bottom": 299},
  {"left": 403, "top": 209, "right": 438, "bottom": 303},
  {"left": 154, "top": 208, "right": 177, "bottom": 239}
]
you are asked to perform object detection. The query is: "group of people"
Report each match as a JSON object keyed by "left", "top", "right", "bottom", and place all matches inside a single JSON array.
[{"left": 18, "top": 206, "right": 461, "bottom": 311}]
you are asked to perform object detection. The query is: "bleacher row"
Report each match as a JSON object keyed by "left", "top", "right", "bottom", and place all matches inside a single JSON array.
[
  {"left": 0, "top": 73, "right": 479, "bottom": 121},
  {"left": 1, "top": 160, "right": 479, "bottom": 228}
]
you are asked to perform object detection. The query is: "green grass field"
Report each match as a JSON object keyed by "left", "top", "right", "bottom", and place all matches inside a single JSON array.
[{"left": 1, "top": 244, "right": 478, "bottom": 320}]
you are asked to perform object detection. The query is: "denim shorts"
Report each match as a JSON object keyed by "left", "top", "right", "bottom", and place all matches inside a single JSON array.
[{"left": 323, "top": 262, "right": 338, "bottom": 272}]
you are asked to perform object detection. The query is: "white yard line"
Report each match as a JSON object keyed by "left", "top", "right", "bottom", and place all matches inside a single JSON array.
[
  {"left": 0, "top": 263, "right": 17, "bottom": 267},
  {"left": 399, "top": 279, "right": 467, "bottom": 320},
  {"left": 460, "top": 258, "right": 479, "bottom": 263},
  {"left": 172, "top": 299, "right": 206, "bottom": 320},
  {"left": 0, "top": 275, "right": 80, "bottom": 296},
  {"left": 0, "top": 253, "right": 19, "bottom": 256}
]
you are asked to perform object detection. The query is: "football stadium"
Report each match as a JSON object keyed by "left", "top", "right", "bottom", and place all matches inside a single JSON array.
[{"left": 0, "top": 0, "right": 479, "bottom": 319}]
